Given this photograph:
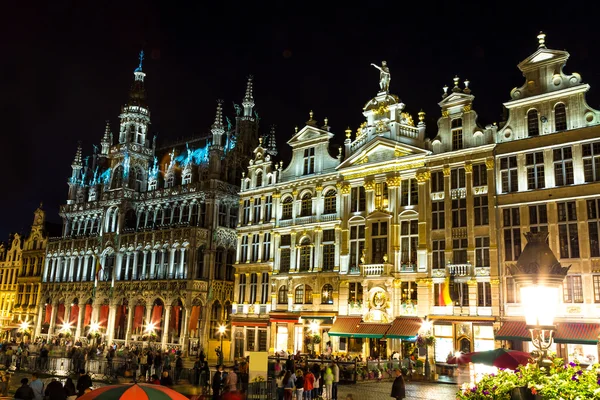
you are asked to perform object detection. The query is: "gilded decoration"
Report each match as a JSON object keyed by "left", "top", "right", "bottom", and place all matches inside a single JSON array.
[
  {"left": 400, "top": 112, "right": 415, "bottom": 127},
  {"left": 485, "top": 158, "right": 495, "bottom": 170},
  {"left": 374, "top": 105, "right": 389, "bottom": 116},
  {"left": 363, "top": 180, "right": 375, "bottom": 191},
  {"left": 415, "top": 171, "right": 431, "bottom": 183},
  {"left": 442, "top": 110, "right": 449, "bottom": 117},
  {"left": 386, "top": 176, "right": 401, "bottom": 187},
  {"left": 342, "top": 162, "right": 424, "bottom": 180},
  {"left": 416, "top": 278, "right": 433, "bottom": 286},
  {"left": 393, "top": 279, "right": 402, "bottom": 288},
  {"left": 357, "top": 156, "right": 369, "bottom": 165},
  {"left": 442, "top": 166, "right": 451, "bottom": 177},
  {"left": 463, "top": 105, "right": 472, "bottom": 112}
]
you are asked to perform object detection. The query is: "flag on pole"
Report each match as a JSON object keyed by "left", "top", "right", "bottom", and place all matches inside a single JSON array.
[
  {"left": 92, "top": 253, "right": 103, "bottom": 281},
  {"left": 440, "top": 276, "right": 453, "bottom": 306}
]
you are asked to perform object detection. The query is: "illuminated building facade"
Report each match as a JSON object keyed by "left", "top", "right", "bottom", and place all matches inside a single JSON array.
[
  {"left": 40, "top": 53, "right": 263, "bottom": 356},
  {"left": 233, "top": 34, "right": 600, "bottom": 366}
]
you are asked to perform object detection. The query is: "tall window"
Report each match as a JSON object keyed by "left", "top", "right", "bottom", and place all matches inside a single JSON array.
[
  {"left": 263, "top": 233, "right": 271, "bottom": 261},
  {"left": 431, "top": 171, "right": 444, "bottom": 192},
  {"left": 527, "top": 109, "right": 539, "bottom": 136},
  {"left": 432, "top": 201, "right": 445, "bottom": 230},
  {"left": 554, "top": 147, "right": 574, "bottom": 186},
  {"left": 500, "top": 156, "right": 518, "bottom": 193},
  {"left": 593, "top": 275, "right": 600, "bottom": 303},
  {"left": 300, "top": 194, "right": 312, "bottom": 216},
  {"left": 477, "top": 282, "right": 492, "bottom": 307},
  {"left": 400, "top": 219, "right": 418, "bottom": 267},
  {"left": 111, "top": 166, "right": 124, "bottom": 189},
  {"left": 321, "top": 284, "right": 333, "bottom": 305},
  {"left": 281, "top": 197, "right": 293, "bottom": 220},
  {"left": 253, "top": 198, "right": 261, "bottom": 223},
  {"left": 298, "top": 238, "right": 312, "bottom": 272},
  {"left": 264, "top": 195, "right": 272, "bottom": 222},
  {"left": 371, "top": 221, "right": 388, "bottom": 263},
  {"left": 401, "top": 281, "right": 418, "bottom": 303},
  {"left": 563, "top": 275, "right": 583, "bottom": 303},
  {"left": 251, "top": 234, "right": 260, "bottom": 262},
  {"left": 242, "top": 200, "right": 251, "bottom": 225},
  {"left": 278, "top": 286, "right": 288, "bottom": 304},
  {"left": 261, "top": 273, "right": 269, "bottom": 304},
  {"left": 453, "top": 283, "right": 469, "bottom": 306},
  {"left": 529, "top": 204, "right": 548, "bottom": 233},
  {"left": 583, "top": 142, "right": 600, "bottom": 183},
  {"left": 452, "top": 198, "right": 467, "bottom": 227},
  {"left": 249, "top": 273, "right": 258, "bottom": 303},
  {"left": 280, "top": 235, "right": 291, "bottom": 273},
  {"left": 295, "top": 285, "right": 312, "bottom": 304},
  {"left": 324, "top": 190, "right": 337, "bottom": 214},
  {"left": 503, "top": 208, "right": 521, "bottom": 261},
  {"left": 475, "top": 237, "right": 490, "bottom": 267},
  {"left": 554, "top": 103, "right": 567, "bottom": 131},
  {"left": 240, "top": 236, "right": 248, "bottom": 263},
  {"left": 255, "top": 171, "right": 263, "bottom": 187},
  {"left": 238, "top": 274, "right": 246, "bottom": 303},
  {"left": 401, "top": 178, "right": 418, "bottom": 206},
  {"left": 229, "top": 207, "right": 238, "bottom": 229},
  {"left": 526, "top": 152, "right": 545, "bottom": 189},
  {"left": 451, "top": 118, "right": 463, "bottom": 150},
  {"left": 349, "top": 282, "right": 363, "bottom": 302},
  {"left": 349, "top": 225, "right": 365, "bottom": 272},
  {"left": 506, "top": 277, "right": 519, "bottom": 303},
  {"left": 350, "top": 187, "right": 366, "bottom": 212},
  {"left": 303, "top": 148, "right": 315, "bottom": 175},
  {"left": 588, "top": 199, "right": 600, "bottom": 257},
  {"left": 558, "top": 201, "right": 579, "bottom": 258},
  {"left": 472, "top": 164, "right": 487, "bottom": 187},
  {"left": 452, "top": 238, "right": 468, "bottom": 264},
  {"left": 451, "top": 168, "right": 466, "bottom": 189},
  {"left": 432, "top": 240, "right": 445, "bottom": 269},
  {"left": 218, "top": 203, "right": 227, "bottom": 226},
  {"left": 474, "top": 196, "right": 488, "bottom": 226},
  {"left": 322, "top": 229, "right": 335, "bottom": 272}
]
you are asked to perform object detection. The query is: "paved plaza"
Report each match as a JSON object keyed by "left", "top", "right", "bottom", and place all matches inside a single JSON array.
[{"left": 338, "top": 380, "right": 458, "bottom": 400}]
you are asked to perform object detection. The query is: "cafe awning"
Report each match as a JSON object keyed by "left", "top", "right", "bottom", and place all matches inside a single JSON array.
[
  {"left": 495, "top": 321, "right": 600, "bottom": 345},
  {"left": 328, "top": 316, "right": 391, "bottom": 339},
  {"left": 386, "top": 317, "right": 422, "bottom": 339},
  {"left": 328, "top": 317, "right": 362, "bottom": 337}
]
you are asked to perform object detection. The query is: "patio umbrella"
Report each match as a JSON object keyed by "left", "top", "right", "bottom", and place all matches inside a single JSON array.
[
  {"left": 77, "top": 383, "right": 189, "bottom": 400},
  {"left": 447, "top": 348, "right": 533, "bottom": 369}
]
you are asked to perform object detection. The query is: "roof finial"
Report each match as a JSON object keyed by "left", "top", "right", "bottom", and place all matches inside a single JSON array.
[
  {"left": 345, "top": 127, "right": 352, "bottom": 139},
  {"left": 537, "top": 31, "right": 546, "bottom": 48},
  {"left": 212, "top": 99, "right": 225, "bottom": 132},
  {"left": 135, "top": 50, "right": 144, "bottom": 72},
  {"left": 463, "top": 79, "right": 471, "bottom": 94},
  {"left": 452, "top": 76, "right": 461, "bottom": 92},
  {"left": 442, "top": 85, "right": 449, "bottom": 98},
  {"left": 258, "top": 137, "right": 263, "bottom": 146}
]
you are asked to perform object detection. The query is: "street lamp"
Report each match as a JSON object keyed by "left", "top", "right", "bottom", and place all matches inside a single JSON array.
[
  {"left": 420, "top": 317, "right": 433, "bottom": 380},
  {"left": 507, "top": 231, "right": 570, "bottom": 367},
  {"left": 218, "top": 324, "right": 226, "bottom": 366}
]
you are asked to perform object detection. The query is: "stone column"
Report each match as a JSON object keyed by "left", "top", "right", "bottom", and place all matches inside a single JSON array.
[
  {"left": 179, "top": 248, "right": 186, "bottom": 279},
  {"left": 48, "top": 301, "right": 58, "bottom": 336},
  {"left": 132, "top": 252, "right": 139, "bottom": 280},
  {"left": 125, "top": 305, "right": 133, "bottom": 345},
  {"left": 443, "top": 165, "right": 452, "bottom": 266},
  {"left": 106, "top": 304, "right": 117, "bottom": 344},
  {"left": 75, "top": 303, "right": 85, "bottom": 339},
  {"left": 34, "top": 304, "right": 44, "bottom": 338},
  {"left": 416, "top": 171, "right": 430, "bottom": 273},
  {"left": 464, "top": 163, "right": 475, "bottom": 266},
  {"left": 161, "top": 305, "right": 172, "bottom": 349},
  {"left": 145, "top": 301, "right": 153, "bottom": 329},
  {"left": 181, "top": 307, "right": 190, "bottom": 353}
]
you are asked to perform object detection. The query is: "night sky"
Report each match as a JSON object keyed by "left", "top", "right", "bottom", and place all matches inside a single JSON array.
[{"left": 1, "top": 2, "right": 598, "bottom": 241}]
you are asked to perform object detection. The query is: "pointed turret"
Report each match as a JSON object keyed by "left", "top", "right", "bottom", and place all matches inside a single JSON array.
[
  {"left": 209, "top": 100, "right": 225, "bottom": 178},
  {"left": 68, "top": 142, "right": 83, "bottom": 203},
  {"left": 119, "top": 50, "right": 151, "bottom": 148},
  {"left": 129, "top": 50, "right": 147, "bottom": 107},
  {"left": 211, "top": 100, "right": 225, "bottom": 145},
  {"left": 242, "top": 75, "right": 255, "bottom": 118},
  {"left": 101, "top": 120, "right": 111, "bottom": 155},
  {"left": 264, "top": 125, "right": 278, "bottom": 157}
]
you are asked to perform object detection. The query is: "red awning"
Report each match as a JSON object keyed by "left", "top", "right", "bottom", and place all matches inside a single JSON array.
[
  {"left": 355, "top": 323, "right": 390, "bottom": 338},
  {"left": 386, "top": 317, "right": 422, "bottom": 339},
  {"left": 328, "top": 317, "right": 362, "bottom": 337},
  {"left": 495, "top": 321, "right": 600, "bottom": 345}
]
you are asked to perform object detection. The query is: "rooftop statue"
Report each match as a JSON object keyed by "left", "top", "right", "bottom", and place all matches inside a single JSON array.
[{"left": 371, "top": 61, "right": 391, "bottom": 92}]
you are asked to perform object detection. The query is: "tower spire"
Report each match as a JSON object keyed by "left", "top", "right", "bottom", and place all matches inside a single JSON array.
[
  {"left": 101, "top": 121, "right": 111, "bottom": 155},
  {"left": 211, "top": 100, "right": 225, "bottom": 146},
  {"left": 265, "top": 125, "right": 278, "bottom": 157},
  {"left": 242, "top": 75, "right": 255, "bottom": 117},
  {"left": 72, "top": 142, "right": 83, "bottom": 167},
  {"left": 128, "top": 50, "right": 147, "bottom": 106}
]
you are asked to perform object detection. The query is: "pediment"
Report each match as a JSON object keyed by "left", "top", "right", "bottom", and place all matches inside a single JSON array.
[
  {"left": 337, "top": 137, "right": 428, "bottom": 170},
  {"left": 287, "top": 125, "right": 333, "bottom": 147},
  {"left": 366, "top": 210, "right": 392, "bottom": 220},
  {"left": 438, "top": 92, "right": 474, "bottom": 108},
  {"left": 518, "top": 48, "right": 569, "bottom": 71}
]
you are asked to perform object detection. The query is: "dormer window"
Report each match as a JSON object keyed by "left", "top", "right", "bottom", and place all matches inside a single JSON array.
[
  {"left": 451, "top": 119, "right": 463, "bottom": 150},
  {"left": 555, "top": 103, "right": 567, "bottom": 132},
  {"left": 255, "top": 171, "right": 262, "bottom": 187},
  {"left": 303, "top": 148, "right": 315, "bottom": 175},
  {"left": 528, "top": 109, "right": 539, "bottom": 136}
]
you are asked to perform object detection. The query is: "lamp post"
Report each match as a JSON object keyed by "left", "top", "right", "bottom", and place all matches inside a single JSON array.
[
  {"left": 218, "top": 324, "right": 226, "bottom": 366},
  {"left": 507, "top": 231, "right": 570, "bottom": 367},
  {"left": 420, "top": 317, "right": 433, "bottom": 381}
]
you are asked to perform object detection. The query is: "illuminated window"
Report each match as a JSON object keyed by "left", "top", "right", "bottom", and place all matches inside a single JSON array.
[
  {"left": 527, "top": 109, "right": 539, "bottom": 136},
  {"left": 262, "top": 233, "right": 271, "bottom": 261},
  {"left": 475, "top": 237, "right": 489, "bottom": 268},
  {"left": 238, "top": 274, "right": 246, "bottom": 303},
  {"left": 249, "top": 273, "right": 258, "bottom": 303},
  {"left": 451, "top": 168, "right": 465, "bottom": 189},
  {"left": 583, "top": 142, "right": 600, "bottom": 183},
  {"left": 349, "top": 225, "right": 365, "bottom": 273},
  {"left": 558, "top": 201, "right": 579, "bottom": 258},
  {"left": 452, "top": 238, "right": 468, "bottom": 264},
  {"left": 553, "top": 147, "right": 574, "bottom": 186},
  {"left": 324, "top": 190, "right": 337, "bottom": 214},
  {"left": 321, "top": 284, "right": 334, "bottom": 304},
  {"left": 400, "top": 178, "right": 418, "bottom": 206},
  {"left": 503, "top": 208, "right": 521, "bottom": 261},
  {"left": 281, "top": 197, "right": 293, "bottom": 220},
  {"left": 563, "top": 275, "right": 583, "bottom": 303},
  {"left": 251, "top": 234, "right": 260, "bottom": 262},
  {"left": 400, "top": 219, "right": 418, "bottom": 267},
  {"left": 554, "top": 103, "right": 567, "bottom": 131},
  {"left": 264, "top": 196, "right": 272, "bottom": 222},
  {"left": 298, "top": 238, "right": 312, "bottom": 272},
  {"left": 371, "top": 221, "right": 388, "bottom": 264},
  {"left": 255, "top": 171, "right": 262, "bottom": 187},
  {"left": 303, "top": 148, "right": 315, "bottom": 175},
  {"left": 477, "top": 282, "right": 491, "bottom": 307},
  {"left": 322, "top": 230, "right": 335, "bottom": 272},
  {"left": 431, "top": 171, "right": 444, "bottom": 192},
  {"left": 451, "top": 119, "right": 463, "bottom": 150},
  {"left": 432, "top": 201, "right": 445, "bottom": 230},
  {"left": 452, "top": 198, "right": 467, "bottom": 227},
  {"left": 593, "top": 276, "right": 600, "bottom": 303},
  {"left": 278, "top": 286, "right": 288, "bottom": 304},
  {"left": 261, "top": 273, "right": 269, "bottom": 304},
  {"left": 472, "top": 164, "right": 487, "bottom": 187},
  {"left": 529, "top": 204, "right": 548, "bottom": 233},
  {"left": 474, "top": 196, "right": 488, "bottom": 226},
  {"left": 432, "top": 240, "right": 445, "bottom": 269},
  {"left": 253, "top": 198, "right": 261, "bottom": 223},
  {"left": 526, "top": 152, "right": 545, "bottom": 189},
  {"left": 500, "top": 156, "right": 518, "bottom": 193},
  {"left": 350, "top": 187, "right": 366, "bottom": 212},
  {"left": 300, "top": 194, "right": 312, "bottom": 216},
  {"left": 240, "top": 236, "right": 248, "bottom": 263}
]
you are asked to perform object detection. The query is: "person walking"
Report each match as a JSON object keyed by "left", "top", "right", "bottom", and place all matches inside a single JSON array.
[
  {"left": 76, "top": 369, "right": 93, "bottom": 397},
  {"left": 303, "top": 368, "right": 314, "bottom": 400},
  {"left": 390, "top": 368, "right": 406, "bottom": 400},
  {"left": 332, "top": 363, "right": 340, "bottom": 400},
  {"left": 212, "top": 365, "right": 224, "bottom": 400},
  {"left": 282, "top": 371, "right": 294, "bottom": 400},
  {"left": 323, "top": 367, "right": 333, "bottom": 400},
  {"left": 294, "top": 370, "right": 304, "bottom": 400}
]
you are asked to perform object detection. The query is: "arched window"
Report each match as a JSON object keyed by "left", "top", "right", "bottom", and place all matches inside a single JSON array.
[
  {"left": 451, "top": 118, "right": 463, "bottom": 150},
  {"left": 294, "top": 285, "right": 313, "bottom": 304},
  {"left": 528, "top": 109, "right": 539, "bottom": 136},
  {"left": 249, "top": 273, "right": 258, "bottom": 303},
  {"left": 299, "top": 238, "right": 312, "bottom": 272},
  {"left": 321, "top": 284, "right": 334, "bottom": 305},
  {"left": 255, "top": 171, "right": 262, "bottom": 188},
  {"left": 555, "top": 103, "right": 567, "bottom": 131},
  {"left": 301, "top": 194, "right": 312, "bottom": 216},
  {"left": 278, "top": 286, "right": 288, "bottom": 304},
  {"left": 111, "top": 166, "right": 124, "bottom": 189},
  {"left": 324, "top": 190, "right": 337, "bottom": 214},
  {"left": 210, "top": 301, "right": 222, "bottom": 339},
  {"left": 238, "top": 273, "right": 246, "bottom": 303},
  {"left": 282, "top": 197, "right": 293, "bottom": 220},
  {"left": 135, "top": 167, "right": 144, "bottom": 191}
]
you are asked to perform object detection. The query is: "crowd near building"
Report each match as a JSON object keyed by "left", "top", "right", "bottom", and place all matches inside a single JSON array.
[{"left": 1, "top": 33, "right": 600, "bottom": 370}]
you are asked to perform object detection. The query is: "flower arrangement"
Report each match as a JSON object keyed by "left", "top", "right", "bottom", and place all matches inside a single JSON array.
[
  {"left": 415, "top": 333, "right": 435, "bottom": 348},
  {"left": 251, "top": 375, "right": 265, "bottom": 383},
  {"left": 456, "top": 358, "right": 600, "bottom": 399}
]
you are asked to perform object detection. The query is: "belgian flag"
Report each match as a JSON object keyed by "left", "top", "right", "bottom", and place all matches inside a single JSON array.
[{"left": 439, "top": 276, "right": 453, "bottom": 306}]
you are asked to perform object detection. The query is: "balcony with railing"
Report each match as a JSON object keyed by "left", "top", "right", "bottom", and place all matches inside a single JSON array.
[
  {"left": 360, "top": 263, "right": 392, "bottom": 277},
  {"left": 295, "top": 215, "right": 316, "bottom": 225},
  {"left": 447, "top": 262, "right": 471, "bottom": 277},
  {"left": 399, "top": 262, "right": 417, "bottom": 273},
  {"left": 231, "top": 303, "right": 271, "bottom": 317}
]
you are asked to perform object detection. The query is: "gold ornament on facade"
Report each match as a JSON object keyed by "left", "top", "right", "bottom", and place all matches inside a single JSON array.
[
  {"left": 292, "top": 189, "right": 298, "bottom": 197},
  {"left": 393, "top": 279, "right": 402, "bottom": 288},
  {"left": 315, "top": 185, "right": 323, "bottom": 192},
  {"left": 400, "top": 112, "right": 415, "bottom": 127},
  {"left": 375, "top": 120, "right": 387, "bottom": 133},
  {"left": 416, "top": 278, "right": 433, "bottom": 286},
  {"left": 442, "top": 166, "right": 451, "bottom": 177},
  {"left": 272, "top": 192, "right": 281, "bottom": 198},
  {"left": 415, "top": 171, "right": 431, "bottom": 183},
  {"left": 463, "top": 105, "right": 472, "bottom": 113},
  {"left": 357, "top": 156, "right": 369, "bottom": 165},
  {"left": 464, "top": 162, "right": 473, "bottom": 173},
  {"left": 374, "top": 105, "right": 389, "bottom": 116},
  {"left": 386, "top": 176, "right": 401, "bottom": 187},
  {"left": 363, "top": 180, "right": 375, "bottom": 191},
  {"left": 345, "top": 127, "right": 352, "bottom": 139},
  {"left": 418, "top": 110, "right": 426, "bottom": 122},
  {"left": 490, "top": 278, "right": 500, "bottom": 285},
  {"left": 485, "top": 158, "right": 495, "bottom": 170},
  {"left": 342, "top": 162, "right": 425, "bottom": 180},
  {"left": 239, "top": 199, "right": 245, "bottom": 205},
  {"left": 467, "top": 279, "right": 478, "bottom": 286},
  {"left": 442, "top": 110, "right": 449, "bottom": 117}
]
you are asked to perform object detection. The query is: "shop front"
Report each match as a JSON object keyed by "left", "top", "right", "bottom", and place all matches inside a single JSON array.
[
  {"left": 269, "top": 313, "right": 335, "bottom": 356},
  {"left": 329, "top": 316, "right": 402, "bottom": 359},
  {"left": 495, "top": 320, "right": 600, "bottom": 366}
]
